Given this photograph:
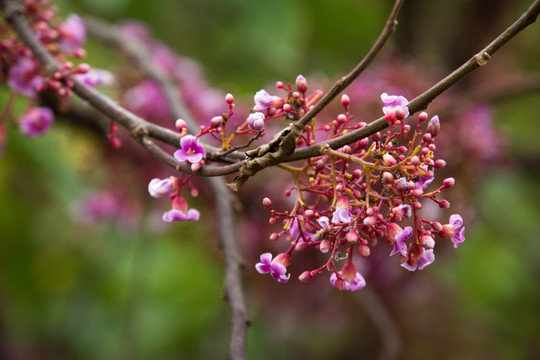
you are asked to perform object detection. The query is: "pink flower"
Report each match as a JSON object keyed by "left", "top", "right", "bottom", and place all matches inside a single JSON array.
[
  {"left": 74, "top": 68, "right": 114, "bottom": 87},
  {"left": 19, "top": 107, "right": 54, "bottom": 137},
  {"left": 253, "top": 89, "right": 275, "bottom": 111},
  {"left": 123, "top": 80, "right": 171, "bottom": 120},
  {"left": 255, "top": 253, "right": 291, "bottom": 283},
  {"left": 330, "top": 271, "right": 366, "bottom": 291},
  {"left": 401, "top": 249, "right": 435, "bottom": 271},
  {"left": 381, "top": 92, "right": 409, "bottom": 122},
  {"left": 162, "top": 195, "right": 200, "bottom": 222},
  {"left": 8, "top": 56, "right": 44, "bottom": 98},
  {"left": 162, "top": 208, "right": 200, "bottom": 222},
  {"left": 59, "top": 14, "right": 86, "bottom": 50},
  {"left": 174, "top": 135, "right": 206, "bottom": 164},
  {"left": 331, "top": 197, "right": 353, "bottom": 224},
  {"left": 390, "top": 226, "right": 413, "bottom": 256},
  {"left": 247, "top": 112, "right": 265, "bottom": 131},
  {"left": 440, "top": 214, "right": 465, "bottom": 248},
  {"left": 148, "top": 177, "right": 175, "bottom": 198}
]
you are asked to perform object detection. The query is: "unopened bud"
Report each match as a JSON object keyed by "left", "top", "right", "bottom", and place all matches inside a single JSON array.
[
  {"left": 346, "top": 230, "right": 358, "bottom": 243},
  {"left": 438, "top": 199, "right": 450, "bottom": 208},
  {"left": 358, "top": 244, "right": 370, "bottom": 257},
  {"left": 382, "top": 153, "right": 397, "bottom": 166},
  {"left": 298, "top": 271, "right": 312, "bottom": 282},
  {"left": 262, "top": 197, "right": 272, "bottom": 208},
  {"left": 341, "top": 94, "right": 350, "bottom": 107},
  {"left": 225, "top": 93, "right": 234, "bottom": 104},
  {"left": 418, "top": 112, "right": 428, "bottom": 122},
  {"left": 443, "top": 177, "right": 455, "bottom": 188},
  {"left": 435, "top": 159, "right": 446, "bottom": 169},
  {"left": 175, "top": 119, "right": 187, "bottom": 131},
  {"left": 427, "top": 115, "right": 440, "bottom": 137},
  {"left": 342, "top": 262, "right": 357, "bottom": 282},
  {"left": 295, "top": 74, "right": 308, "bottom": 93},
  {"left": 319, "top": 239, "right": 331, "bottom": 253},
  {"left": 210, "top": 116, "right": 223, "bottom": 128}
]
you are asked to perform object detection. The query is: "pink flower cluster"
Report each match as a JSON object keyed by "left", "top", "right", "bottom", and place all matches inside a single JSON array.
[{"left": 254, "top": 89, "right": 465, "bottom": 291}]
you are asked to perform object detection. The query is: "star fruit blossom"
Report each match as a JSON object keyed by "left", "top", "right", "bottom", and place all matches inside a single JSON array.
[
  {"left": 390, "top": 226, "right": 436, "bottom": 271},
  {"left": 162, "top": 195, "right": 200, "bottom": 222},
  {"left": 381, "top": 92, "right": 409, "bottom": 122},
  {"left": 255, "top": 253, "right": 291, "bottom": 283},
  {"left": 253, "top": 89, "right": 275, "bottom": 111},
  {"left": 330, "top": 271, "right": 366, "bottom": 291},
  {"left": 19, "top": 107, "right": 54, "bottom": 137},
  {"left": 58, "top": 14, "right": 86, "bottom": 50},
  {"left": 173, "top": 135, "right": 206, "bottom": 163},
  {"left": 7, "top": 56, "right": 44, "bottom": 98},
  {"left": 440, "top": 214, "right": 466, "bottom": 248}
]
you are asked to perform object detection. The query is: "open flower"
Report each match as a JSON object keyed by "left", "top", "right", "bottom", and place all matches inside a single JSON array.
[
  {"left": 19, "top": 107, "right": 54, "bottom": 137},
  {"left": 162, "top": 196, "right": 200, "bottom": 222},
  {"left": 381, "top": 93, "right": 409, "bottom": 122},
  {"left": 390, "top": 226, "right": 413, "bottom": 256},
  {"left": 8, "top": 56, "right": 44, "bottom": 98},
  {"left": 330, "top": 271, "right": 366, "bottom": 291},
  {"left": 255, "top": 253, "right": 291, "bottom": 283},
  {"left": 253, "top": 89, "right": 275, "bottom": 111},
  {"left": 174, "top": 135, "right": 206, "bottom": 164},
  {"left": 59, "top": 14, "right": 86, "bottom": 50},
  {"left": 331, "top": 197, "right": 353, "bottom": 224},
  {"left": 440, "top": 214, "right": 465, "bottom": 248},
  {"left": 401, "top": 249, "right": 435, "bottom": 271}
]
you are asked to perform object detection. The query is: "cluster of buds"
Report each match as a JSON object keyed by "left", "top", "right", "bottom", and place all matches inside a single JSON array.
[
  {"left": 255, "top": 89, "right": 465, "bottom": 291},
  {"left": 0, "top": 4, "right": 113, "bottom": 139}
]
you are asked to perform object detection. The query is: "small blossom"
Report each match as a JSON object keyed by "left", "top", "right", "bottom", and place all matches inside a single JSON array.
[
  {"left": 392, "top": 204, "right": 412, "bottom": 218},
  {"left": 416, "top": 165, "right": 434, "bottom": 189},
  {"left": 253, "top": 89, "right": 275, "bottom": 111},
  {"left": 148, "top": 177, "right": 174, "bottom": 198},
  {"left": 426, "top": 115, "right": 441, "bottom": 137},
  {"left": 74, "top": 68, "right": 114, "bottom": 87},
  {"left": 162, "top": 208, "right": 200, "bottom": 222},
  {"left": 174, "top": 135, "right": 206, "bottom": 164},
  {"left": 295, "top": 74, "right": 308, "bottom": 93},
  {"left": 381, "top": 93, "right": 409, "bottom": 122},
  {"left": 401, "top": 249, "right": 435, "bottom": 271},
  {"left": 317, "top": 216, "right": 330, "bottom": 229},
  {"left": 441, "top": 214, "right": 466, "bottom": 248},
  {"left": 255, "top": 253, "right": 291, "bottom": 283},
  {"left": 332, "top": 197, "right": 353, "bottom": 224},
  {"left": 330, "top": 271, "right": 366, "bottom": 291},
  {"left": 59, "top": 14, "right": 86, "bottom": 50},
  {"left": 8, "top": 56, "right": 44, "bottom": 97},
  {"left": 390, "top": 226, "right": 413, "bottom": 256},
  {"left": 247, "top": 112, "right": 265, "bottom": 131},
  {"left": 19, "top": 107, "right": 54, "bottom": 137}
]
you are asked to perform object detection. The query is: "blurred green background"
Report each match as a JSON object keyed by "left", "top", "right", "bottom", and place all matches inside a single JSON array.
[{"left": 1, "top": 0, "right": 540, "bottom": 359}]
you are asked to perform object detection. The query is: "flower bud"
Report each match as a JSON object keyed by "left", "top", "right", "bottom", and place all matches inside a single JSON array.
[
  {"left": 438, "top": 199, "right": 450, "bottom": 208},
  {"left": 262, "top": 197, "right": 272, "bottom": 208},
  {"left": 342, "top": 262, "right": 357, "bottom": 282},
  {"left": 443, "top": 177, "right": 455, "bottom": 188},
  {"left": 175, "top": 119, "right": 187, "bottom": 131},
  {"left": 247, "top": 112, "right": 265, "bottom": 131},
  {"left": 295, "top": 74, "right": 308, "bottom": 93},
  {"left": 418, "top": 112, "right": 428, "bottom": 122},
  {"left": 427, "top": 115, "right": 440, "bottom": 137},
  {"left": 298, "top": 271, "right": 312, "bottom": 282},
  {"left": 209, "top": 116, "right": 223, "bottom": 128},
  {"left": 335, "top": 278, "right": 346, "bottom": 291},
  {"left": 319, "top": 239, "right": 331, "bottom": 253},
  {"left": 346, "top": 230, "right": 358, "bottom": 243},
  {"left": 341, "top": 94, "right": 350, "bottom": 107},
  {"left": 273, "top": 253, "right": 291, "bottom": 267},
  {"left": 435, "top": 159, "right": 446, "bottom": 169},
  {"left": 225, "top": 93, "right": 234, "bottom": 104},
  {"left": 382, "top": 153, "right": 397, "bottom": 166},
  {"left": 358, "top": 244, "right": 370, "bottom": 257}
]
